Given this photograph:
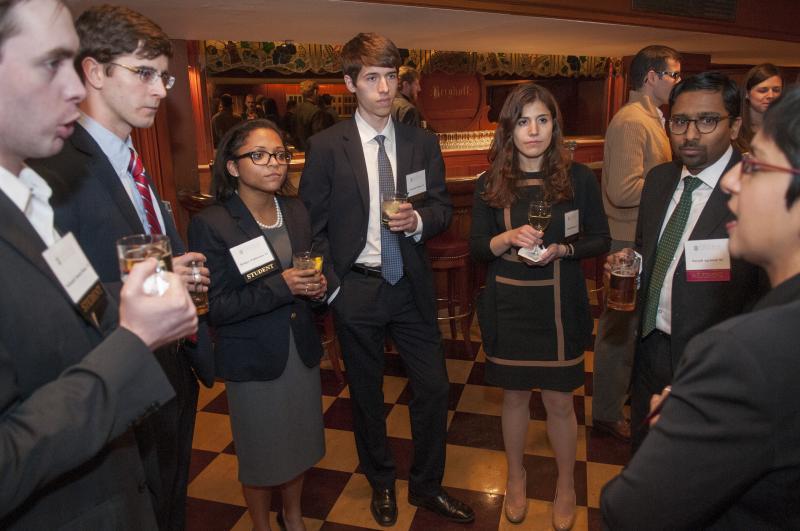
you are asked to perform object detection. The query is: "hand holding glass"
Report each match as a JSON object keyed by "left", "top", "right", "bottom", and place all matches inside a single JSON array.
[
  {"left": 292, "top": 251, "right": 323, "bottom": 295},
  {"left": 189, "top": 259, "right": 209, "bottom": 315}
]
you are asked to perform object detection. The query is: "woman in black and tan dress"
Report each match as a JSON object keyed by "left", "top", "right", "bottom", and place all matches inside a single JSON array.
[
  {"left": 189, "top": 119, "right": 325, "bottom": 531},
  {"left": 470, "top": 83, "right": 610, "bottom": 530}
]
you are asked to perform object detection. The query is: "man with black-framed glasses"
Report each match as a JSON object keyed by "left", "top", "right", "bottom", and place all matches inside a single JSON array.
[
  {"left": 28, "top": 5, "right": 208, "bottom": 530},
  {"left": 625, "top": 71, "right": 767, "bottom": 450}
]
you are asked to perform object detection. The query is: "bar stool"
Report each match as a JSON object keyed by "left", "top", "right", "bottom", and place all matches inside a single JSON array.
[
  {"left": 315, "top": 311, "right": 345, "bottom": 384},
  {"left": 426, "top": 232, "right": 474, "bottom": 357}
]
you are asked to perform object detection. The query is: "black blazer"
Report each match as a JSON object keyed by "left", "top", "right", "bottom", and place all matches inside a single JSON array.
[
  {"left": 299, "top": 118, "right": 452, "bottom": 323},
  {"left": 29, "top": 123, "right": 214, "bottom": 386},
  {"left": 635, "top": 150, "right": 767, "bottom": 369},
  {"left": 187, "top": 194, "right": 323, "bottom": 382},
  {"left": 601, "top": 275, "right": 800, "bottom": 530},
  {"left": 0, "top": 191, "right": 173, "bottom": 528}
]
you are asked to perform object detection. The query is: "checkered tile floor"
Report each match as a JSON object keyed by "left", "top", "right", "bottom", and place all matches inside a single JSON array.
[{"left": 186, "top": 286, "right": 629, "bottom": 530}]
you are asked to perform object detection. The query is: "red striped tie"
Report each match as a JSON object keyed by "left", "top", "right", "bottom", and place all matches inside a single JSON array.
[{"left": 128, "top": 148, "right": 162, "bottom": 235}]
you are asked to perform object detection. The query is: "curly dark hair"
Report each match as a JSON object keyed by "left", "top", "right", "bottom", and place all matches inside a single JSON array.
[
  {"left": 213, "top": 119, "right": 296, "bottom": 201},
  {"left": 762, "top": 86, "right": 800, "bottom": 208},
  {"left": 483, "top": 82, "right": 572, "bottom": 208},
  {"left": 74, "top": 4, "right": 172, "bottom": 81}
]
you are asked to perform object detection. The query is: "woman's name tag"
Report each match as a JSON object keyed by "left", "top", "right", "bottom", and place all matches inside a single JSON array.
[{"left": 230, "top": 236, "right": 278, "bottom": 282}]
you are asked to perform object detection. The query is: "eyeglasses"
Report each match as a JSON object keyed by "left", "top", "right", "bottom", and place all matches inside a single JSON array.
[
  {"left": 234, "top": 150, "right": 292, "bottom": 166},
  {"left": 108, "top": 62, "right": 175, "bottom": 90},
  {"left": 668, "top": 115, "right": 731, "bottom": 135},
  {"left": 653, "top": 70, "right": 681, "bottom": 80},
  {"left": 741, "top": 153, "right": 800, "bottom": 177}
]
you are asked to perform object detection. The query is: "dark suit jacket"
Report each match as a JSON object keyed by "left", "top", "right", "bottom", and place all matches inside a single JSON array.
[
  {"left": 299, "top": 118, "right": 452, "bottom": 323},
  {"left": 0, "top": 192, "right": 174, "bottom": 529},
  {"left": 187, "top": 194, "right": 323, "bottom": 382},
  {"left": 29, "top": 123, "right": 214, "bottom": 386},
  {"left": 601, "top": 274, "right": 800, "bottom": 530},
  {"left": 635, "top": 150, "right": 766, "bottom": 369}
]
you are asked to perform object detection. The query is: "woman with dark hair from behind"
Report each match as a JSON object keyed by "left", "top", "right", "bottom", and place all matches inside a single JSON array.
[
  {"left": 735, "top": 63, "right": 784, "bottom": 152},
  {"left": 470, "top": 82, "right": 610, "bottom": 529},
  {"left": 188, "top": 119, "right": 326, "bottom": 531},
  {"left": 601, "top": 86, "right": 800, "bottom": 530}
]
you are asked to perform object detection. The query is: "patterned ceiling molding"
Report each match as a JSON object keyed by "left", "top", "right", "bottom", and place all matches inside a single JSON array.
[{"left": 205, "top": 40, "right": 620, "bottom": 78}]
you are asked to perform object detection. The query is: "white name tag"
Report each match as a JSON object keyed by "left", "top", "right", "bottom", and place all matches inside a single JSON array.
[
  {"left": 42, "top": 232, "right": 108, "bottom": 329},
  {"left": 42, "top": 232, "right": 99, "bottom": 304},
  {"left": 685, "top": 238, "right": 731, "bottom": 282},
  {"left": 565, "top": 209, "right": 579, "bottom": 237},
  {"left": 230, "top": 236, "right": 277, "bottom": 282},
  {"left": 406, "top": 169, "right": 427, "bottom": 200}
]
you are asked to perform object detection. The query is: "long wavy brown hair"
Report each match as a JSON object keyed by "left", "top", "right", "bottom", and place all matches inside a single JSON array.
[{"left": 482, "top": 82, "right": 572, "bottom": 208}]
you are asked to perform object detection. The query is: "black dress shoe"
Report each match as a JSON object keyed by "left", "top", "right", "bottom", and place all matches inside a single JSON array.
[
  {"left": 408, "top": 489, "right": 475, "bottom": 523},
  {"left": 370, "top": 487, "right": 398, "bottom": 527}
]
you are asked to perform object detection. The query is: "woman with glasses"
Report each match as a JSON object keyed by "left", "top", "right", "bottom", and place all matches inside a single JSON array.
[
  {"left": 188, "top": 119, "right": 326, "bottom": 531},
  {"left": 470, "top": 83, "right": 610, "bottom": 529},
  {"left": 601, "top": 85, "right": 800, "bottom": 531},
  {"left": 735, "top": 63, "right": 784, "bottom": 153}
]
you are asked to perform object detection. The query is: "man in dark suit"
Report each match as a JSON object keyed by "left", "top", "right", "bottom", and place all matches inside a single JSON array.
[
  {"left": 601, "top": 84, "right": 800, "bottom": 531},
  {"left": 0, "top": 0, "right": 197, "bottom": 527},
  {"left": 299, "top": 33, "right": 474, "bottom": 526},
  {"left": 28, "top": 6, "right": 210, "bottom": 530},
  {"left": 629, "top": 72, "right": 765, "bottom": 449}
]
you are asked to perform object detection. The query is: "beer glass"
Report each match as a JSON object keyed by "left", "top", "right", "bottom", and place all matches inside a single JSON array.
[
  {"left": 607, "top": 249, "right": 641, "bottom": 311},
  {"left": 381, "top": 192, "right": 407, "bottom": 226}
]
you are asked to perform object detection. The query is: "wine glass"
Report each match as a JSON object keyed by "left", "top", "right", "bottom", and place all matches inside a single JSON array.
[{"left": 526, "top": 200, "right": 551, "bottom": 261}]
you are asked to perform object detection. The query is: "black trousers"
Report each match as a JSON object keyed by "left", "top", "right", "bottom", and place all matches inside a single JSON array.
[
  {"left": 136, "top": 343, "right": 199, "bottom": 531},
  {"left": 630, "top": 330, "right": 673, "bottom": 453},
  {"left": 333, "top": 273, "right": 449, "bottom": 497}
]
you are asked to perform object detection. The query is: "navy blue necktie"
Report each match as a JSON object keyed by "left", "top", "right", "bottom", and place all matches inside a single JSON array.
[{"left": 375, "top": 135, "right": 403, "bottom": 284}]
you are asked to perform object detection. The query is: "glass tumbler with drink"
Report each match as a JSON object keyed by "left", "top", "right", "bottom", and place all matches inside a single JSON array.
[
  {"left": 116, "top": 234, "right": 172, "bottom": 295},
  {"left": 607, "top": 249, "right": 641, "bottom": 311},
  {"left": 190, "top": 259, "right": 209, "bottom": 315},
  {"left": 292, "top": 251, "right": 323, "bottom": 295},
  {"left": 381, "top": 192, "right": 407, "bottom": 227}
]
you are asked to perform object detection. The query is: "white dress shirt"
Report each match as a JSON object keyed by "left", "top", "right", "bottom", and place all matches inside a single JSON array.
[
  {"left": 655, "top": 146, "right": 733, "bottom": 334},
  {"left": 352, "top": 110, "right": 422, "bottom": 267},
  {"left": 0, "top": 164, "right": 58, "bottom": 246},
  {"left": 80, "top": 113, "right": 166, "bottom": 235}
]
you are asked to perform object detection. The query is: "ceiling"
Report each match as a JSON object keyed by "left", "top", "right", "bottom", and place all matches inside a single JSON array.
[{"left": 69, "top": 0, "right": 800, "bottom": 66}]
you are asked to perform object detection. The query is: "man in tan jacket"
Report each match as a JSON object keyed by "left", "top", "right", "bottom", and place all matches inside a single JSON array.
[{"left": 592, "top": 45, "right": 680, "bottom": 440}]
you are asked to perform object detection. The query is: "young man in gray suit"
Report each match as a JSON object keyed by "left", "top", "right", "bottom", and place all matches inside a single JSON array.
[
  {"left": 28, "top": 6, "right": 210, "bottom": 530},
  {"left": 0, "top": 0, "right": 197, "bottom": 527}
]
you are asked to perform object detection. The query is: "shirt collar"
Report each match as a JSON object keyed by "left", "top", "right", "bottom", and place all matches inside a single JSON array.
[
  {"left": 680, "top": 145, "right": 734, "bottom": 190},
  {"left": 354, "top": 108, "right": 395, "bottom": 147},
  {"left": 79, "top": 112, "right": 134, "bottom": 176},
  {"left": 0, "top": 164, "right": 52, "bottom": 213}
]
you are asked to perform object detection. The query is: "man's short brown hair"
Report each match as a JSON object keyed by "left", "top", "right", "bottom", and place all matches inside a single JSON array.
[
  {"left": 340, "top": 32, "right": 401, "bottom": 82},
  {"left": 398, "top": 65, "right": 419, "bottom": 87},
  {"left": 74, "top": 4, "right": 172, "bottom": 77}
]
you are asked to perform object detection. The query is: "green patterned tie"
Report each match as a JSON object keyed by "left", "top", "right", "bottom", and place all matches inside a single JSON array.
[{"left": 642, "top": 176, "right": 703, "bottom": 336}]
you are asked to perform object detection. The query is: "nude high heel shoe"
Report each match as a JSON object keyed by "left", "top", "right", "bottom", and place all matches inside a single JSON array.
[
  {"left": 503, "top": 468, "right": 528, "bottom": 524},
  {"left": 552, "top": 487, "right": 576, "bottom": 531}
]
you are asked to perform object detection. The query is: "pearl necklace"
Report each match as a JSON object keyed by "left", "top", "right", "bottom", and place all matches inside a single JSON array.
[{"left": 255, "top": 196, "right": 283, "bottom": 229}]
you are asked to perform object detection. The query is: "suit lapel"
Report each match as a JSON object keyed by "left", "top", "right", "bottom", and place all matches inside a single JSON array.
[
  {"left": 341, "top": 119, "right": 370, "bottom": 215},
  {"left": 689, "top": 150, "right": 741, "bottom": 240},
  {"left": 394, "top": 121, "right": 413, "bottom": 195},
  {"left": 644, "top": 164, "right": 681, "bottom": 267},
  {"left": 224, "top": 194, "right": 263, "bottom": 242},
  {"left": 71, "top": 124, "right": 145, "bottom": 233},
  {"left": 0, "top": 192, "right": 63, "bottom": 293}
]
